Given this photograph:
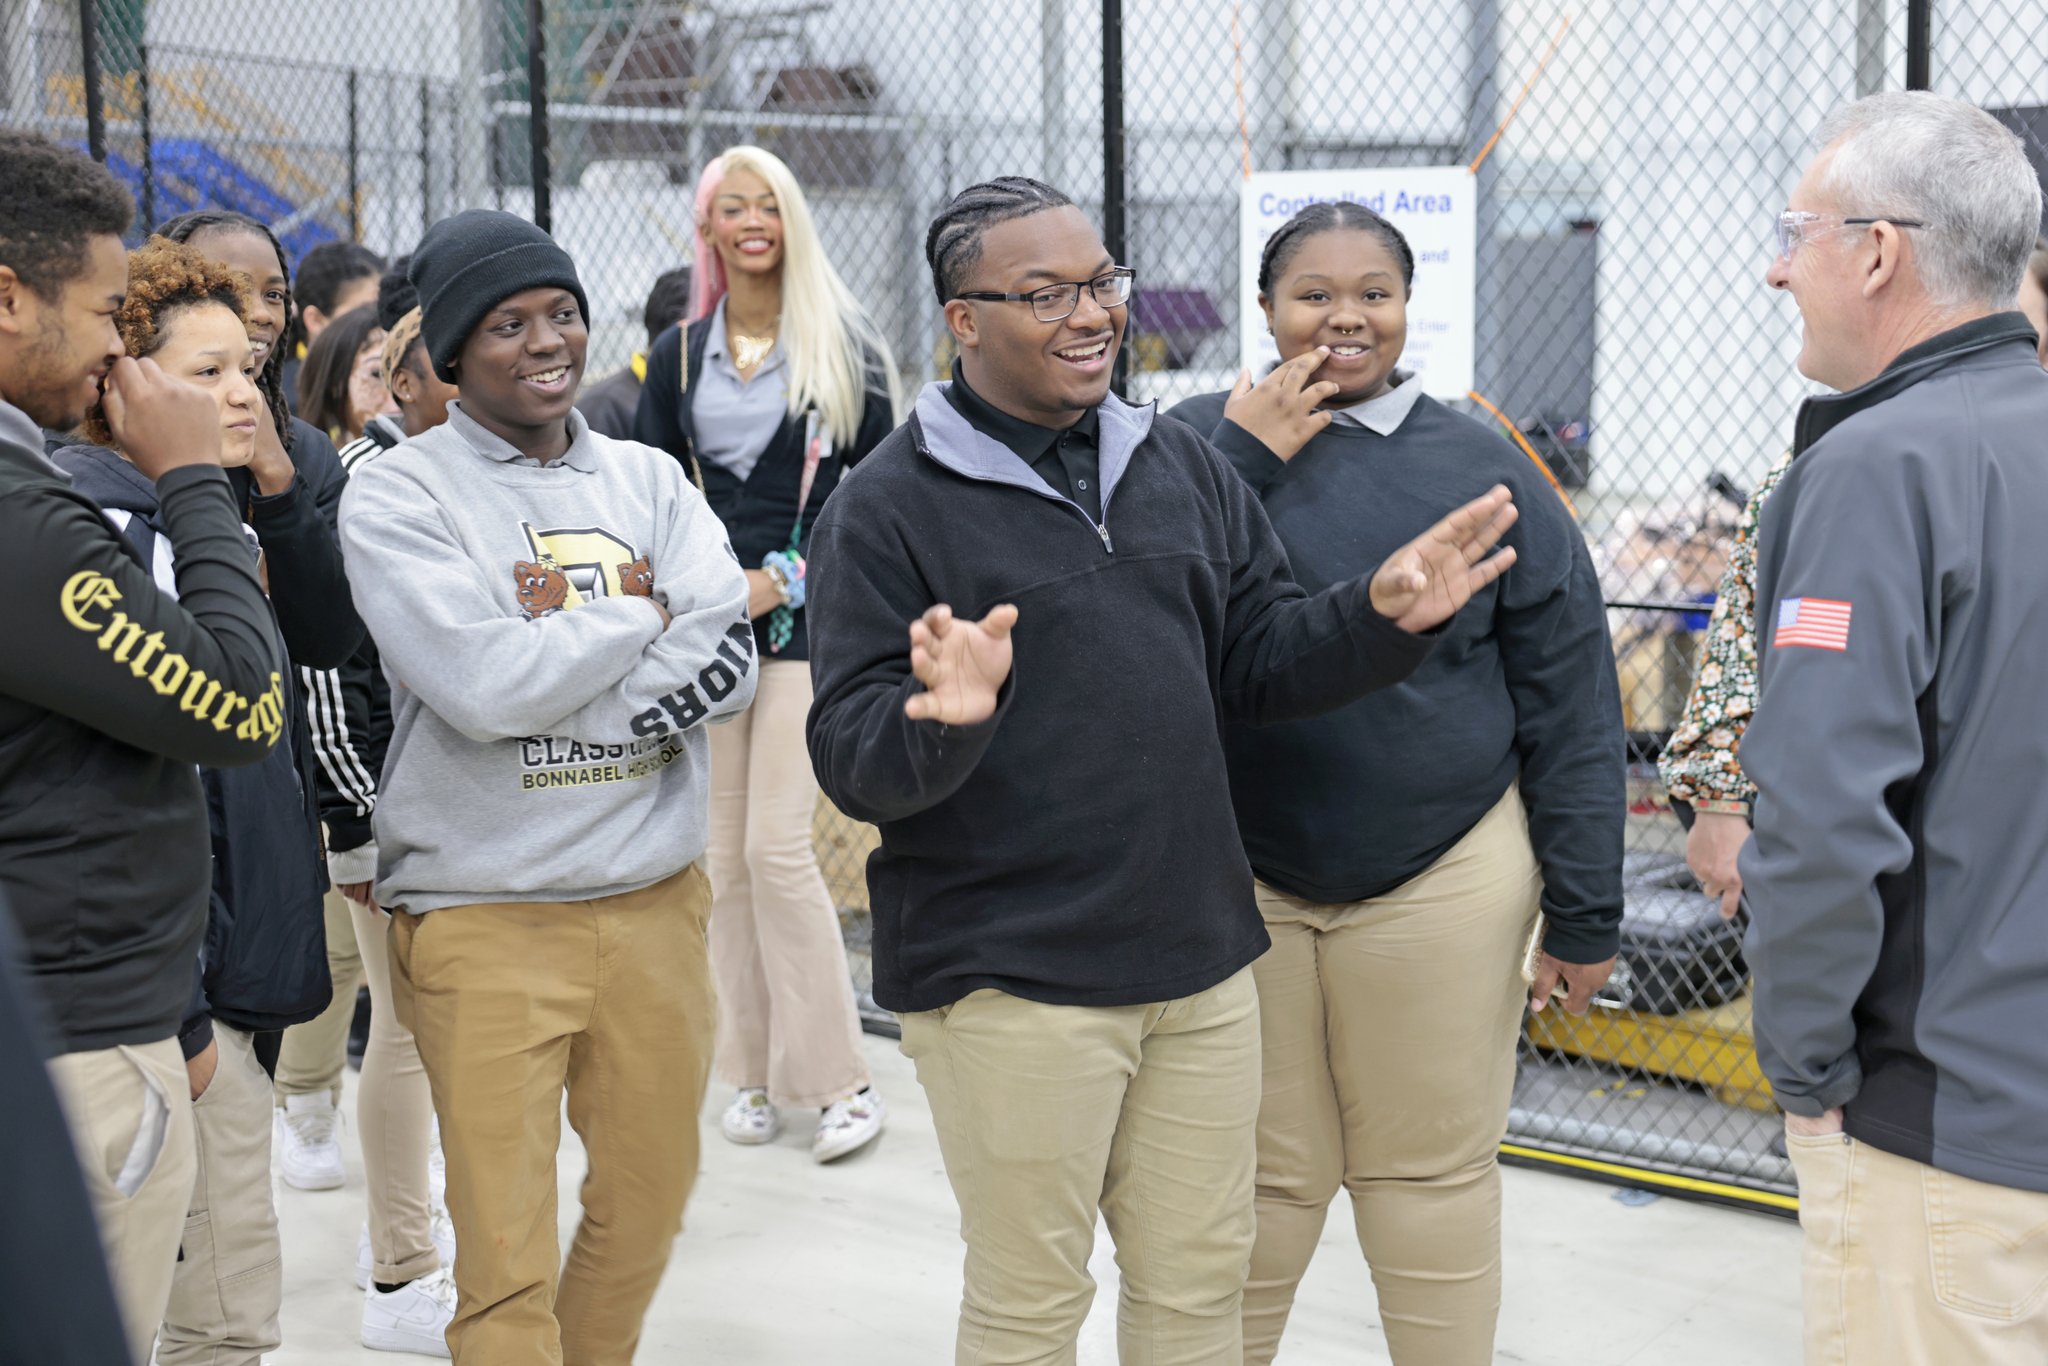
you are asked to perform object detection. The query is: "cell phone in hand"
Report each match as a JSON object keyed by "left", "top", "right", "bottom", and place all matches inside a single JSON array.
[{"left": 1519, "top": 915, "right": 1570, "bottom": 1000}]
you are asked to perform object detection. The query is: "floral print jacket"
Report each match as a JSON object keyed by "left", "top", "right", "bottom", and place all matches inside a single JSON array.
[{"left": 1658, "top": 448, "right": 1794, "bottom": 807}]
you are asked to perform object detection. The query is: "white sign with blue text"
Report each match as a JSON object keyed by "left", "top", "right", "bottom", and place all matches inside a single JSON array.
[{"left": 1240, "top": 166, "right": 1476, "bottom": 398}]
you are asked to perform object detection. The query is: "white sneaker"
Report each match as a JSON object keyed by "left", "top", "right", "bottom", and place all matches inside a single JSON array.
[
  {"left": 361, "top": 1267, "right": 456, "bottom": 1357},
  {"left": 276, "top": 1094, "right": 346, "bottom": 1190},
  {"left": 812, "top": 1087, "right": 886, "bottom": 1163},
  {"left": 721, "top": 1088, "right": 780, "bottom": 1144},
  {"left": 356, "top": 1215, "right": 458, "bottom": 1291}
]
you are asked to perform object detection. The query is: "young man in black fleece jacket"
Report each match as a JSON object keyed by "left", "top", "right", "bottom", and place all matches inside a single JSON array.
[
  {"left": 804, "top": 177, "right": 1517, "bottom": 1364},
  {"left": 0, "top": 131, "right": 283, "bottom": 1365}
]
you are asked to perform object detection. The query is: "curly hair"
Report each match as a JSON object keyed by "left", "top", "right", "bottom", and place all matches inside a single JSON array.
[
  {"left": 0, "top": 130, "right": 134, "bottom": 299},
  {"left": 156, "top": 209, "right": 296, "bottom": 452},
  {"left": 79, "top": 237, "right": 248, "bottom": 447}
]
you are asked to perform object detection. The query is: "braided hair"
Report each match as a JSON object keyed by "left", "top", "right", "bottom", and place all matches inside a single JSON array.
[
  {"left": 925, "top": 177, "right": 1074, "bottom": 305},
  {"left": 156, "top": 209, "right": 297, "bottom": 451},
  {"left": 1257, "top": 202, "right": 1416, "bottom": 299}
]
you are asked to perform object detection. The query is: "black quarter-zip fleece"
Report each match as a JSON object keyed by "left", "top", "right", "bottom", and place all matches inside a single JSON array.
[
  {"left": 805, "top": 382, "right": 1439, "bottom": 1011},
  {"left": 943, "top": 359, "right": 1103, "bottom": 522}
]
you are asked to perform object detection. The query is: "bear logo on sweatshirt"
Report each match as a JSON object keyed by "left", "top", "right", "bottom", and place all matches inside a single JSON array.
[
  {"left": 514, "top": 560, "right": 569, "bottom": 619},
  {"left": 618, "top": 556, "right": 655, "bottom": 597}
]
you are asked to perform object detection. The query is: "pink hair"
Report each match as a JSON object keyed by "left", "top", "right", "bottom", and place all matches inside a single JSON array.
[{"left": 687, "top": 156, "right": 728, "bottom": 322}]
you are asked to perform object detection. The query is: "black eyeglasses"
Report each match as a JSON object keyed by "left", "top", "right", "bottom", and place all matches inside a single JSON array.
[{"left": 955, "top": 267, "right": 1135, "bottom": 322}]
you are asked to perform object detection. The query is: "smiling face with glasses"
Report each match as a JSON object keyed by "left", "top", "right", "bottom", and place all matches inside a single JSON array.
[
  {"left": 1773, "top": 210, "right": 1928, "bottom": 262},
  {"left": 1766, "top": 145, "right": 1944, "bottom": 392},
  {"left": 943, "top": 205, "right": 1134, "bottom": 426}
]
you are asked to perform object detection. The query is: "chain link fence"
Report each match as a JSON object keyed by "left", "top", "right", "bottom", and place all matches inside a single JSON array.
[{"left": 14, "top": 0, "right": 2047, "bottom": 1210}]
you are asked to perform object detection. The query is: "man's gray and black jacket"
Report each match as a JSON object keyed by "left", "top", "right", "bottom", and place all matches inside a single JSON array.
[
  {"left": 1740, "top": 313, "right": 2048, "bottom": 1193},
  {"left": 56, "top": 446, "right": 333, "bottom": 1058},
  {"left": 0, "top": 434, "right": 281, "bottom": 1056},
  {"left": 805, "top": 382, "right": 1444, "bottom": 1013}
]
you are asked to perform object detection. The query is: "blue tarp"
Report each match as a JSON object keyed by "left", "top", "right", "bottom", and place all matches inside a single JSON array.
[{"left": 89, "top": 139, "right": 340, "bottom": 267}]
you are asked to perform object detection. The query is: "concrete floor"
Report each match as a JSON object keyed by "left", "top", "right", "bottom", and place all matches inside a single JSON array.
[{"left": 270, "top": 1032, "right": 1803, "bottom": 1365}]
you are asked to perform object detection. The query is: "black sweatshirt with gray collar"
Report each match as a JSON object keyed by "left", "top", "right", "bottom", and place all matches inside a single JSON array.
[{"left": 805, "top": 383, "right": 1440, "bottom": 1012}]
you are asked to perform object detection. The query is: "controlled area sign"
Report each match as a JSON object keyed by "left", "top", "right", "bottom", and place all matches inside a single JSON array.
[{"left": 1240, "top": 167, "right": 1477, "bottom": 399}]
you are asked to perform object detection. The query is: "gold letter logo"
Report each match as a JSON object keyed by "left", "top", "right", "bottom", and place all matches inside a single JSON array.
[{"left": 60, "top": 571, "right": 121, "bottom": 631}]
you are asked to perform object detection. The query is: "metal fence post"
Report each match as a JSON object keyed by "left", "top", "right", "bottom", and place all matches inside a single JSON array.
[
  {"left": 421, "top": 76, "right": 434, "bottom": 233},
  {"left": 1042, "top": 0, "right": 1065, "bottom": 185},
  {"left": 1906, "top": 0, "right": 1931, "bottom": 90},
  {"left": 1102, "top": 0, "right": 1127, "bottom": 399},
  {"left": 347, "top": 69, "right": 362, "bottom": 241},
  {"left": 138, "top": 40, "right": 155, "bottom": 228},
  {"left": 1855, "top": 0, "right": 1887, "bottom": 96},
  {"left": 527, "top": 0, "right": 551, "bottom": 233},
  {"left": 1466, "top": 0, "right": 1502, "bottom": 408},
  {"left": 78, "top": 0, "right": 106, "bottom": 163}
]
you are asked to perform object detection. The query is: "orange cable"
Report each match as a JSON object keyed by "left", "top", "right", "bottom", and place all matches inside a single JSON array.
[
  {"left": 1469, "top": 15, "right": 1570, "bottom": 176},
  {"left": 1468, "top": 389, "right": 1579, "bottom": 518},
  {"left": 1233, "top": 2, "right": 1251, "bottom": 178}
]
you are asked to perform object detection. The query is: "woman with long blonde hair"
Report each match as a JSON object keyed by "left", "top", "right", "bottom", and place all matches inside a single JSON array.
[{"left": 633, "top": 144, "right": 899, "bottom": 1162}]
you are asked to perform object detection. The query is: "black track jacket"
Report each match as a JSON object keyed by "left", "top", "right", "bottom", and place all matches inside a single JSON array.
[
  {"left": 806, "top": 384, "right": 1438, "bottom": 1012},
  {"left": 0, "top": 437, "right": 282, "bottom": 1054}
]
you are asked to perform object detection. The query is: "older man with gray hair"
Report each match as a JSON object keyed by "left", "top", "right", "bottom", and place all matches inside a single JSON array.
[{"left": 1744, "top": 90, "right": 2048, "bottom": 1363}]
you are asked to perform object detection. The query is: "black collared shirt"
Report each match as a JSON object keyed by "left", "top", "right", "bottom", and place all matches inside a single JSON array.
[{"left": 944, "top": 360, "right": 1103, "bottom": 522}]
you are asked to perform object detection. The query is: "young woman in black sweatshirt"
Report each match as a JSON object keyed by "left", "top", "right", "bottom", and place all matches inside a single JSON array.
[{"left": 1165, "top": 203, "right": 1624, "bottom": 1366}]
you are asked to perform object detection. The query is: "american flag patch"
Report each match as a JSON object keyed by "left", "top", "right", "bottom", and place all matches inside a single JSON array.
[{"left": 1774, "top": 597, "right": 1852, "bottom": 651}]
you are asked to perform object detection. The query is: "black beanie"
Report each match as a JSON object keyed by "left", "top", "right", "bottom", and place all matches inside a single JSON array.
[{"left": 409, "top": 210, "right": 589, "bottom": 383}]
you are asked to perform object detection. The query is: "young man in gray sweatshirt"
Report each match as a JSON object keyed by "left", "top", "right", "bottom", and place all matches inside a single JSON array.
[{"left": 337, "top": 210, "right": 754, "bottom": 1363}]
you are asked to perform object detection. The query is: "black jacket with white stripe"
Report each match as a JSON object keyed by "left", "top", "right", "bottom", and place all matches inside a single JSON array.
[{"left": 310, "top": 422, "right": 404, "bottom": 873}]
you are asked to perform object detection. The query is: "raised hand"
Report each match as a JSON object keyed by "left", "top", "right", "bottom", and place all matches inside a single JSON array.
[
  {"left": 1221, "top": 349, "right": 1343, "bottom": 462},
  {"left": 246, "top": 395, "right": 295, "bottom": 491},
  {"left": 904, "top": 602, "right": 1019, "bottom": 726},
  {"left": 102, "top": 356, "right": 224, "bottom": 480},
  {"left": 1369, "top": 485, "right": 1519, "bottom": 632}
]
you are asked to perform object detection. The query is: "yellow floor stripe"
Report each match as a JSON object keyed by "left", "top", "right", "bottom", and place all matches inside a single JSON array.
[{"left": 1499, "top": 1142, "right": 1801, "bottom": 1212}]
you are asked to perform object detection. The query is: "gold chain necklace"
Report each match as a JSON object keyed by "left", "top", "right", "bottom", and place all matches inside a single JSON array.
[{"left": 729, "top": 329, "right": 777, "bottom": 373}]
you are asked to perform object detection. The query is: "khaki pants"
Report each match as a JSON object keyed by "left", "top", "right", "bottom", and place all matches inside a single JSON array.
[
  {"left": 898, "top": 967, "right": 1263, "bottom": 1366},
  {"left": 352, "top": 894, "right": 439, "bottom": 1284},
  {"left": 708, "top": 658, "right": 869, "bottom": 1107},
  {"left": 1244, "top": 787, "right": 1541, "bottom": 1366},
  {"left": 48, "top": 1036, "right": 198, "bottom": 1366},
  {"left": 391, "top": 863, "right": 717, "bottom": 1365},
  {"left": 1790, "top": 1132, "right": 2048, "bottom": 1364},
  {"left": 159, "top": 1024, "right": 281, "bottom": 1366},
  {"left": 273, "top": 887, "right": 363, "bottom": 1105}
]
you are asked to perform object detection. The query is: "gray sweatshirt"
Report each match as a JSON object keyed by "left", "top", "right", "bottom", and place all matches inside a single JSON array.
[
  {"left": 338, "top": 403, "right": 755, "bottom": 913},
  {"left": 1741, "top": 314, "right": 2048, "bottom": 1194}
]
